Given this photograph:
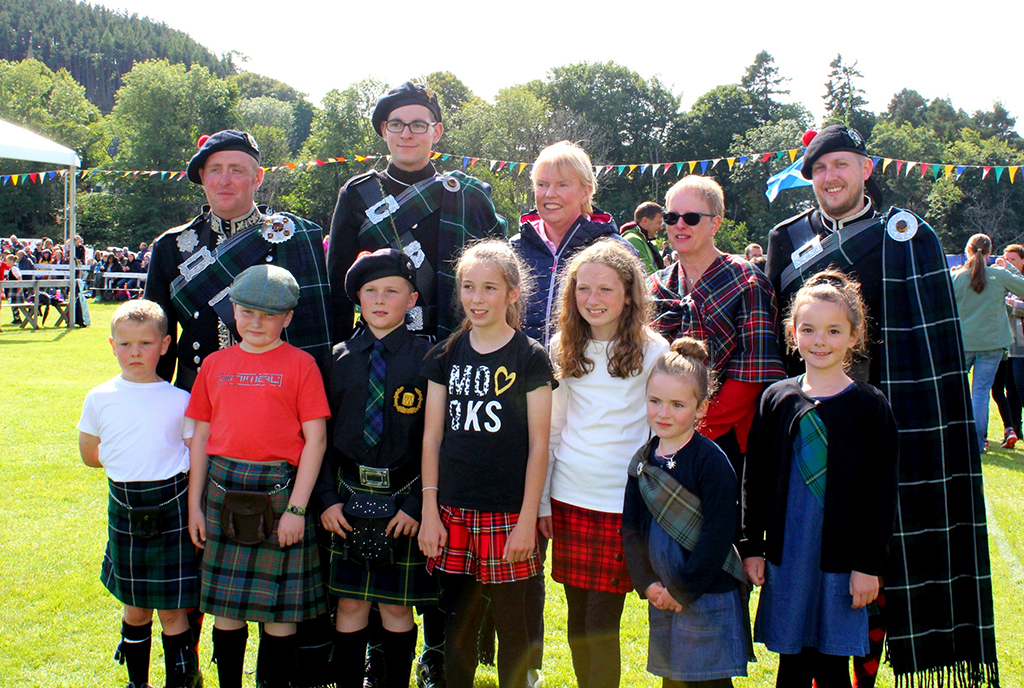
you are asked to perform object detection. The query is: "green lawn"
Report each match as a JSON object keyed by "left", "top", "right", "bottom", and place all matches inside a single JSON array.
[{"left": 1, "top": 302, "right": 1020, "bottom": 686}]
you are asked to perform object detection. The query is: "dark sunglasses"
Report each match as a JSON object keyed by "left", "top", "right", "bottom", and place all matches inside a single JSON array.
[{"left": 663, "top": 211, "right": 715, "bottom": 226}]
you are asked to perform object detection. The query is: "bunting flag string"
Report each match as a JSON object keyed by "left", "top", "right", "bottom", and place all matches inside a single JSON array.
[{"left": 3, "top": 146, "right": 1024, "bottom": 188}]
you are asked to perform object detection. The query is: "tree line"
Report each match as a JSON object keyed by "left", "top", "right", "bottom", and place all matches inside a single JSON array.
[{"left": 1, "top": 48, "right": 1023, "bottom": 255}]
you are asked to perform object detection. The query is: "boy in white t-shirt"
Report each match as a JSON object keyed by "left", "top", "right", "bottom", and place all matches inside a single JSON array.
[{"left": 78, "top": 299, "right": 201, "bottom": 688}]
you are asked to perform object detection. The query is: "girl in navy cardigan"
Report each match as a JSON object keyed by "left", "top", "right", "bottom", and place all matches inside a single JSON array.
[{"left": 741, "top": 270, "right": 898, "bottom": 687}]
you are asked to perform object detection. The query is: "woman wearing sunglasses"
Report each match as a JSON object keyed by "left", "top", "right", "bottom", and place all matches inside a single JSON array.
[{"left": 647, "top": 176, "right": 786, "bottom": 488}]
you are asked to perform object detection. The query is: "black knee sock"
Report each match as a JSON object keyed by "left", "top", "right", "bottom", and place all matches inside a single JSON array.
[
  {"left": 256, "top": 631, "right": 296, "bottom": 688},
  {"left": 212, "top": 626, "right": 248, "bottom": 688},
  {"left": 381, "top": 626, "right": 418, "bottom": 688},
  {"left": 162, "top": 629, "right": 202, "bottom": 688},
  {"left": 115, "top": 620, "right": 152, "bottom": 688},
  {"left": 365, "top": 606, "right": 385, "bottom": 685},
  {"left": 332, "top": 628, "right": 369, "bottom": 688},
  {"left": 489, "top": 580, "right": 531, "bottom": 688},
  {"left": 440, "top": 573, "right": 487, "bottom": 688}
]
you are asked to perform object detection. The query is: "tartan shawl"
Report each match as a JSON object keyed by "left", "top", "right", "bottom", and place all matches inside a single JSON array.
[
  {"left": 647, "top": 254, "right": 786, "bottom": 384},
  {"left": 783, "top": 207, "right": 998, "bottom": 687},
  {"left": 356, "top": 171, "right": 508, "bottom": 338},
  {"left": 170, "top": 211, "right": 332, "bottom": 361},
  {"left": 627, "top": 442, "right": 749, "bottom": 590}
]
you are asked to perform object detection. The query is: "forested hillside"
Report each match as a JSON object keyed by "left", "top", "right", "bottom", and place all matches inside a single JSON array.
[{"left": 0, "top": 0, "right": 231, "bottom": 112}]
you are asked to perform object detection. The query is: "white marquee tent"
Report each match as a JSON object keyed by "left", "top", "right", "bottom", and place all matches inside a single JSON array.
[{"left": 0, "top": 118, "right": 81, "bottom": 328}]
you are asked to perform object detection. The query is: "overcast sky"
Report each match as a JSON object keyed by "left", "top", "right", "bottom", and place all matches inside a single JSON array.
[{"left": 94, "top": 0, "right": 1023, "bottom": 138}]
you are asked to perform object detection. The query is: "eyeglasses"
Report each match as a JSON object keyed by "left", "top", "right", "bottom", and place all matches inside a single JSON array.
[
  {"left": 385, "top": 119, "right": 436, "bottom": 134},
  {"left": 663, "top": 211, "right": 716, "bottom": 226}
]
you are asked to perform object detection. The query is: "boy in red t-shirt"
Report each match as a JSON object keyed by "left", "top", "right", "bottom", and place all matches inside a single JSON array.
[{"left": 186, "top": 264, "right": 330, "bottom": 688}]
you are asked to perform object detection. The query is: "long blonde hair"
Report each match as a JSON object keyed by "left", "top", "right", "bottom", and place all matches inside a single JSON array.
[
  {"left": 442, "top": 240, "right": 533, "bottom": 354},
  {"left": 555, "top": 240, "right": 651, "bottom": 379}
]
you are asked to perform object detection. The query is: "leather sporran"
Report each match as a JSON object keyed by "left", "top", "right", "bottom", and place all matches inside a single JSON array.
[
  {"left": 221, "top": 490, "right": 275, "bottom": 545},
  {"left": 342, "top": 494, "right": 397, "bottom": 569},
  {"left": 128, "top": 505, "right": 163, "bottom": 539}
]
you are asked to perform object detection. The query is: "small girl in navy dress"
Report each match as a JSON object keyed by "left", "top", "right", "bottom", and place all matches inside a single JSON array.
[
  {"left": 741, "top": 270, "right": 899, "bottom": 687},
  {"left": 418, "top": 240, "right": 555, "bottom": 688},
  {"left": 622, "top": 336, "right": 750, "bottom": 688}
]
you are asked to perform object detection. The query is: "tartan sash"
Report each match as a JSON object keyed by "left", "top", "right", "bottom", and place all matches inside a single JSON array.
[
  {"left": 354, "top": 171, "right": 508, "bottom": 338},
  {"left": 627, "top": 444, "right": 749, "bottom": 592},
  {"left": 169, "top": 219, "right": 273, "bottom": 322},
  {"left": 794, "top": 409, "right": 828, "bottom": 508}
]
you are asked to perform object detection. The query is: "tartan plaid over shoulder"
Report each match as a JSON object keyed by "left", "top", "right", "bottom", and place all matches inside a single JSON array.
[
  {"left": 647, "top": 254, "right": 785, "bottom": 383},
  {"left": 356, "top": 171, "right": 507, "bottom": 337},
  {"left": 874, "top": 208, "right": 997, "bottom": 686}
]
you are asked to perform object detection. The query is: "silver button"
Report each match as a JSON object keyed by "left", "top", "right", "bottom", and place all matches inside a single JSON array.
[
  {"left": 265, "top": 255, "right": 273, "bottom": 262},
  {"left": 193, "top": 342, "right": 200, "bottom": 350},
  {"left": 193, "top": 356, "right": 201, "bottom": 364},
  {"left": 193, "top": 311, "right": 200, "bottom": 319}
]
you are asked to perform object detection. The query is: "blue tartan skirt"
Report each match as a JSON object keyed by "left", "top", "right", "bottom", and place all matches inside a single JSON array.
[
  {"left": 101, "top": 472, "right": 200, "bottom": 610},
  {"left": 200, "top": 457, "right": 327, "bottom": 623}
]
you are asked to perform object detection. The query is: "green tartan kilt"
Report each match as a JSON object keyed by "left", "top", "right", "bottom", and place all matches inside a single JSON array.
[
  {"left": 200, "top": 457, "right": 327, "bottom": 623},
  {"left": 101, "top": 472, "right": 200, "bottom": 610},
  {"left": 325, "top": 483, "right": 438, "bottom": 606}
]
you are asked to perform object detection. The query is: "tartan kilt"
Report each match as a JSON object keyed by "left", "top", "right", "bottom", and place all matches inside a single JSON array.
[
  {"left": 325, "top": 482, "right": 438, "bottom": 606},
  {"left": 101, "top": 472, "right": 200, "bottom": 609},
  {"left": 427, "top": 506, "right": 540, "bottom": 584},
  {"left": 200, "top": 457, "right": 327, "bottom": 623},
  {"left": 551, "top": 499, "right": 633, "bottom": 594}
]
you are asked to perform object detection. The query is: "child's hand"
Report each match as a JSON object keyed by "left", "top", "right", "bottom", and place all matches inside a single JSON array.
[
  {"left": 850, "top": 571, "right": 880, "bottom": 609},
  {"left": 417, "top": 511, "right": 447, "bottom": 558},
  {"left": 537, "top": 515, "right": 553, "bottom": 540},
  {"left": 188, "top": 507, "right": 206, "bottom": 549},
  {"left": 645, "top": 583, "right": 683, "bottom": 612},
  {"left": 277, "top": 512, "right": 305, "bottom": 548},
  {"left": 387, "top": 511, "right": 420, "bottom": 538},
  {"left": 743, "top": 556, "right": 765, "bottom": 586},
  {"left": 320, "top": 504, "right": 352, "bottom": 537},
  {"left": 503, "top": 521, "right": 536, "bottom": 563}
]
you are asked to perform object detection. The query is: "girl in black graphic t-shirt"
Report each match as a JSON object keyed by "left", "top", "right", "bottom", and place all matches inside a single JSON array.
[{"left": 419, "top": 240, "right": 555, "bottom": 688}]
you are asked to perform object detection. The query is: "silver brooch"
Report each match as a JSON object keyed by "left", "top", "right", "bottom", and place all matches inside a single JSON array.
[
  {"left": 441, "top": 174, "right": 461, "bottom": 192},
  {"left": 262, "top": 214, "right": 296, "bottom": 244},
  {"left": 886, "top": 211, "right": 918, "bottom": 242},
  {"left": 176, "top": 229, "right": 199, "bottom": 254}
]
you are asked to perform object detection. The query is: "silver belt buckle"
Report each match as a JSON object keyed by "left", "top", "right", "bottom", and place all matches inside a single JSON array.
[{"left": 358, "top": 466, "right": 390, "bottom": 488}]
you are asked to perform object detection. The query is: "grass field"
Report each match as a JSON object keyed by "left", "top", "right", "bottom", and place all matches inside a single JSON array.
[{"left": 1, "top": 302, "right": 1021, "bottom": 687}]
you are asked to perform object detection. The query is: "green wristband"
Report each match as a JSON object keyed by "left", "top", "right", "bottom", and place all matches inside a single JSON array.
[{"left": 285, "top": 503, "right": 306, "bottom": 516}]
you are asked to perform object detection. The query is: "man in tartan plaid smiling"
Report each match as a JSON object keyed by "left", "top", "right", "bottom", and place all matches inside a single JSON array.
[{"left": 145, "top": 129, "right": 332, "bottom": 394}]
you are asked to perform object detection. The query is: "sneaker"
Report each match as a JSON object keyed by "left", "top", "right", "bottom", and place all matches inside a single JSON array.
[{"left": 1002, "top": 428, "right": 1018, "bottom": 449}]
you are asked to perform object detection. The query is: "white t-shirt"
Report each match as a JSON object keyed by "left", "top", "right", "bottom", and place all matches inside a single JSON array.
[
  {"left": 541, "top": 329, "right": 669, "bottom": 516},
  {"left": 78, "top": 376, "right": 194, "bottom": 482}
]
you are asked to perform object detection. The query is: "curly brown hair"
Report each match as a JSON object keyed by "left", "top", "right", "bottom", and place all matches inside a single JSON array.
[{"left": 555, "top": 240, "right": 652, "bottom": 379}]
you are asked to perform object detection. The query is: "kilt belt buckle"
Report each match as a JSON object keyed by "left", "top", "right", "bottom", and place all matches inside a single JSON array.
[{"left": 359, "top": 465, "right": 390, "bottom": 489}]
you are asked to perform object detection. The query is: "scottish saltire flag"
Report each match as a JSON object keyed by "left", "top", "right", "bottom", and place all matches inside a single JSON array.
[{"left": 765, "top": 157, "right": 812, "bottom": 202}]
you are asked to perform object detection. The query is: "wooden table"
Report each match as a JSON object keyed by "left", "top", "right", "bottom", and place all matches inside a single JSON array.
[{"left": 1, "top": 279, "right": 72, "bottom": 329}]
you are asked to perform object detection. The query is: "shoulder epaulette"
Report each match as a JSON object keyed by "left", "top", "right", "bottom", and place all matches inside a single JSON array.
[{"left": 771, "top": 207, "right": 813, "bottom": 233}]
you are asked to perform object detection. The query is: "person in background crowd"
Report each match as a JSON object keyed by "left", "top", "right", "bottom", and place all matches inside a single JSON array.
[
  {"left": 619, "top": 202, "right": 665, "bottom": 274},
  {"left": 744, "top": 243, "right": 763, "bottom": 260}
]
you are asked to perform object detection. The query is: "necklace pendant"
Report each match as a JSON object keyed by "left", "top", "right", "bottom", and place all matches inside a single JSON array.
[{"left": 665, "top": 459, "right": 676, "bottom": 470}]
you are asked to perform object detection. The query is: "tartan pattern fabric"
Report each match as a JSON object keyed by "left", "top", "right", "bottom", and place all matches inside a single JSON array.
[
  {"left": 794, "top": 410, "right": 828, "bottom": 509},
  {"left": 364, "top": 341, "right": 385, "bottom": 446},
  {"left": 324, "top": 482, "right": 438, "bottom": 605},
  {"left": 426, "top": 506, "right": 540, "bottom": 584},
  {"left": 170, "top": 211, "right": 332, "bottom": 361},
  {"left": 101, "top": 472, "right": 200, "bottom": 610},
  {"left": 647, "top": 254, "right": 786, "bottom": 384},
  {"left": 550, "top": 499, "right": 633, "bottom": 594},
  {"left": 875, "top": 209, "right": 997, "bottom": 684},
  {"left": 200, "top": 457, "right": 327, "bottom": 623},
  {"left": 356, "top": 172, "right": 508, "bottom": 338},
  {"left": 626, "top": 445, "right": 748, "bottom": 590}
]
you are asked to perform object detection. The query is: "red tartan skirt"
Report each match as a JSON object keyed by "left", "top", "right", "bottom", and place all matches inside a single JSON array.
[
  {"left": 551, "top": 499, "right": 633, "bottom": 594},
  {"left": 427, "top": 505, "right": 540, "bottom": 584}
]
